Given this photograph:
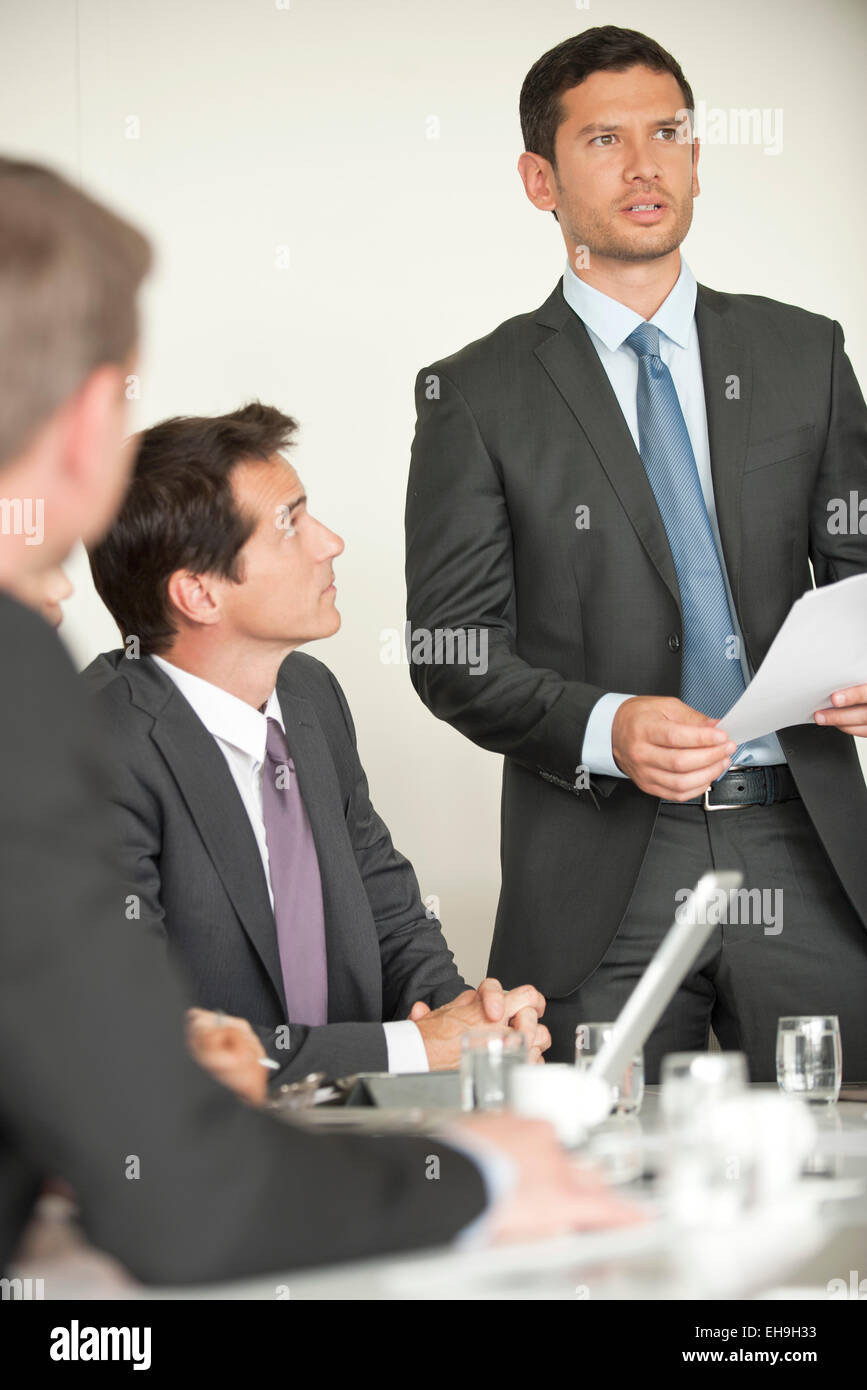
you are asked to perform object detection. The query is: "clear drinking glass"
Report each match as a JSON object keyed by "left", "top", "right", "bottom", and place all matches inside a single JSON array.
[
  {"left": 660, "top": 1051, "right": 748, "bottom": 1129},
  {"left": 574, "top": 1021, "right": 644, "bottom": 1115},
  {"left": 460, "top": 1029, "right": 527, "bottom": 1111},
  {"left": 776, "top": 1016, "right": 842, "bottom": 1104}
]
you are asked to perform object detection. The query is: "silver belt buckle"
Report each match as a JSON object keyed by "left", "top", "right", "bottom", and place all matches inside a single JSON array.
[{"left": 703, "top": 765, "right": 751, "bottom": 812}]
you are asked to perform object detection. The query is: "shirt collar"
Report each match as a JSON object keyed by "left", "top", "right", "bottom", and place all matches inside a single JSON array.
[
  {"left": 562, "top": 257, "right": 696, "bottom": 351},
  {"left": 151, "top": 655, "right": 284, "bottom": 765}
]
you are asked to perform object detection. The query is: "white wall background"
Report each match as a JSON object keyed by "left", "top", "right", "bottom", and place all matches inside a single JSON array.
[{"left": 2, "top": 0, "right": 865, "bottom": 984}]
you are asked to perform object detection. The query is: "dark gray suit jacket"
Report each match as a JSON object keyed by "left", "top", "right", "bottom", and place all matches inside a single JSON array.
[
  {"left": 406, "top": 279, "right": 867, "bottom": 997},
  {"left": 0, "top": 595, "right": 484, "bottom": 1281},
  {"left": 81, "top": 648, "right": 466, "bottom": 1082}
]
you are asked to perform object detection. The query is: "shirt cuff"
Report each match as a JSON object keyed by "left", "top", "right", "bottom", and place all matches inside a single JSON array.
[
  {"left": 580, "top": 692, "right": 635, "bottom": 778},
  {"left": 437, "top": 1125, "right": 519, "bottom": 1248},
  {"left": 383, "top": 1020, "right": 430, "bottom": 1074}
]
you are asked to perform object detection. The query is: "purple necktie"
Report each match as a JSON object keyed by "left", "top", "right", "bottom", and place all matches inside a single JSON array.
[{"left": 261, "top": 717, "right": 328, "bottom": 1026}]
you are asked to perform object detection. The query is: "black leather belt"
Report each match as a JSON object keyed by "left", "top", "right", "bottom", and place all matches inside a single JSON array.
[{"left": 668, "top": 764, "right": 800, "bottom": 811}]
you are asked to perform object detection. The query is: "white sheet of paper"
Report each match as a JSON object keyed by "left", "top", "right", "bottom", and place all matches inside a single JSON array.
[{"left": 720, "top": 573, "right": 867, "bottom": 743}]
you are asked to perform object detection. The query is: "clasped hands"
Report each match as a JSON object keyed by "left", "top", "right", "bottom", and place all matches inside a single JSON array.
[{"left": 407, "top": 978, "right": 550, "bottom": 1070}]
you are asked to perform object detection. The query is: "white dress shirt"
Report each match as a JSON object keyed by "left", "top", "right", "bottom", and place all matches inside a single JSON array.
[
  {"left": 562, "top": 259, "right": 786, "bottom": 774},
  {"left": 151, "top": 655, "right": 428, "bottom": 1073}
]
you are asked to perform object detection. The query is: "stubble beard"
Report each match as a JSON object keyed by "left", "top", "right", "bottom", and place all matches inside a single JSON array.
[{"left": 559, "top": 191, "right": 694, "bottom": 265}]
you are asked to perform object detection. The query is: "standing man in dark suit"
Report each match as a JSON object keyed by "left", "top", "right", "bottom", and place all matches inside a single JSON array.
[
  {"left": 0, "top": 155, "right": 635, "bottom": 1283},
  {"left": 84, "top": 405, "right": 550, "bottom": 1084},
  {"left": 405, "top": 26, "right": 867, "bottom": 1081}
]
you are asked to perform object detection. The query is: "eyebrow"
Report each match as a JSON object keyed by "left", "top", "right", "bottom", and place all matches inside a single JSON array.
[
  {"left": 576, "top": 116, "right": 686, "bottom": 137},
  {"left": 281, "top": 495, "right": 307, "bottom": 517}
]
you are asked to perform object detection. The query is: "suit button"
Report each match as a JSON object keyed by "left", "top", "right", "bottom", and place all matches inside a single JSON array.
[{"left": 668, "top": 633, "right": 681, "bottom": 652}]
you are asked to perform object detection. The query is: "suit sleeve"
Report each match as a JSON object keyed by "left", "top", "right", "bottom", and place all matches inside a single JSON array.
[
  {"left": 405, "top": 366, "right": 608, "bottom": 787},
  {"left": 0, "top": 603, "right": 486, "bottom": 1283},
  {"left": 323, "top": 667, "right": 469, "bottom": 1020},
  {"left": 809, "top": 321, "right": 867, "bottom": 585},
  {"left": 263, "top": 1018, "right": 389, "bottom": 1083}
]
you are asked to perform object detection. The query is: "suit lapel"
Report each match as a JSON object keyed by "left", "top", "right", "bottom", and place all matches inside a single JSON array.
[
  {"left": 534, "top": 284, "right": 681, "bottom": 614},
  {"left": 143, "top": 678, "right": 288, "bottom": 1015},
  {"left": 695, "top": 284, "right": 751, "bottom": 616},
  {"left": 534, "top": 280, "right": 752, "bottom": 621},
  {"left": 277, "top": 689, "right": 379, "bottom": 1021}
]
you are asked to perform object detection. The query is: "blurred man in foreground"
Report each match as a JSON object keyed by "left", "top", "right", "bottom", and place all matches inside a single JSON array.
[{"left": 0, "top": 157, "right": 636, "bottom": 1284}]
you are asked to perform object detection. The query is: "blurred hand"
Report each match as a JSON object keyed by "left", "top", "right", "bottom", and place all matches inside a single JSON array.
[
  {"left": 612, "top": 695, "right": 736, "bottom": 800},
  {"left": 408, "top": 981, "right": 550, "bottom": 1070},
  {"left": 185, "top": 1008, "right": 269, "bottom": 1105},
  {"left": 814, "top": 684, "right": 867, "bottom": 738},
  {"left": 454, "top": 1112, "right": 644, "bottom": 1242}
]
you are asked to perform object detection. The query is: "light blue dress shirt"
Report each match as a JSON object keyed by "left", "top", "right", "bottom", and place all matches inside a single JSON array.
[{"left": 563, "top": 258, "right": 786, "bottom": 776}]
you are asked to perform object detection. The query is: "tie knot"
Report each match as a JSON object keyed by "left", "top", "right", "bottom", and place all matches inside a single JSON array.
[
  {"left": 625, "top": 321, "right": 661, "bottom": 359},
  {"left": 265, "top": 716, "right": 289, "bottom": 764}
]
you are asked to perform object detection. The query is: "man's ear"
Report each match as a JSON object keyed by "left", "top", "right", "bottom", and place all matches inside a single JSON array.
[
  {"left": 59, "top": 361, "right": 132, "bottom": 547},
  {"left": 517, "top": 151, "right": 559, "bottom": 215},
  {"left": 166, "top": 570, "right": 222, "bottom": 629}
]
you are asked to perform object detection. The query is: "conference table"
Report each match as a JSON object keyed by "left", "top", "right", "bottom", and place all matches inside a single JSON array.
[
  {"left": 11, "top": 1080, "right": 866, "bottom": 1300},
  {"left": 155, "top": 1080, "right": 867, "bottom": 1301}
]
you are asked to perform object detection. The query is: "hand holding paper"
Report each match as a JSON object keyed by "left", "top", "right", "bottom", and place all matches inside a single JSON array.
[
  {"left": 719, "top": 574, "right": 867, "bottom": 743},
  {"left": 814, "top": 682, "right": 867, "bottom": 737}
]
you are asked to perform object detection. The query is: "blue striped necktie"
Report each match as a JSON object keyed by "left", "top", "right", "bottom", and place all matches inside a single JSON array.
[{"left": 625, "top": 322, "right": 746, "bottom": 748}]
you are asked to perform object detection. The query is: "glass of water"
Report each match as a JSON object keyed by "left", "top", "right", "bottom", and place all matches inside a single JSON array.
[
  {"left": 460, "top": 1029, "right": 527, "bottom": 1111},
  {"left": 574, "top": 1021, "right": 644, "bottom": 1115},
  {"left": 776, "top": 1016, "right": 842, "bottom": 1104}
]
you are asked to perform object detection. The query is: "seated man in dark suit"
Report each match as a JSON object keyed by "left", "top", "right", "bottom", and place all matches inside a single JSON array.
[{"left": 84, "top": 404, "right": 549, "bottom": 1084}]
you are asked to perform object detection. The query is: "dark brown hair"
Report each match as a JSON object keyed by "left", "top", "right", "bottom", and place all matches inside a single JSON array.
[
  {"left": 89, "top": 403, "right": 298, "bottom": 654},
  {"left": 0, "top": 157, "right": 151, "bottom": 465},
  {"left": 520, "top": 26, "right": 695, "bottom": 168}
]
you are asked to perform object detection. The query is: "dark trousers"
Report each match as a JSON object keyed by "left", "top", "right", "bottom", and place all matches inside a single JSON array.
[{"left": 544, "top": 797, "right": 867, "bottom": 1083}]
